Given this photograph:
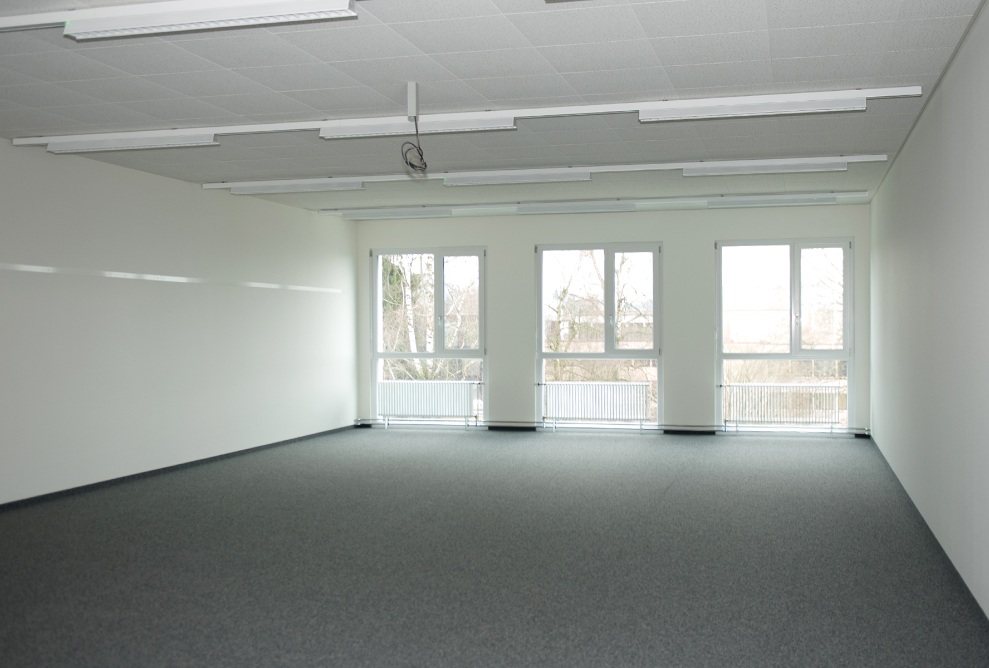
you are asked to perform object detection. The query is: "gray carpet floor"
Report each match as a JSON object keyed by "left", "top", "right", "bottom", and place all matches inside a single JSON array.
[{"left": 1, "top": 429, "right": 988, "bottom": 667}]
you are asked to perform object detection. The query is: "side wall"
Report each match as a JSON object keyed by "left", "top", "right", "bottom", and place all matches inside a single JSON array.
[
  {"left": 355, "top": 205, "right": 870, "bottom": 430},
  {"left": 0, "top": 142, "right": 358, "bottom": 504},
  {"left": 871, "top": 7, "right": 989, "bottom": 613}
]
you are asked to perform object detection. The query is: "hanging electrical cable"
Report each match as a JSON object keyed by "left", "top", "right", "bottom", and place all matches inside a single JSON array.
[{"left": 401, "top": 115, "right": 427, "bottom": 172}]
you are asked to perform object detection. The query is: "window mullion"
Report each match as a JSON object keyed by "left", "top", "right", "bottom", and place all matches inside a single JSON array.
[
  {"left": 434, "top": 253, "right": 444, "bottom": 355},
  {"left": 791, "top": 243, "right": 800, "bottom": 355},
  {"left": 605, "top": 250, "right": 616, "bottom": 353}
]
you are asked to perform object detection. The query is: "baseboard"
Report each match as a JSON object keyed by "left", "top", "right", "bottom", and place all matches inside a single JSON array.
[
  {"left": 487, "top": 425, "right": 538, "bottom": 432},
  {"left": 663, "top": 428, "right": 718, "bottom": 435},
  {"left": 0, "top": 425, "right": 354, "bottom": 512}
]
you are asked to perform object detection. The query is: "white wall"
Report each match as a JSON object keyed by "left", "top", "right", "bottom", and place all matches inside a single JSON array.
[
  {"left": 0, "top": 142, "right": 358, "bottom": 504},
  {"left": 871, "top": 6, "right": 989, "bottom": 614},
  {"left": 356, "top": 206, "right": 870, "bottom": 429}
]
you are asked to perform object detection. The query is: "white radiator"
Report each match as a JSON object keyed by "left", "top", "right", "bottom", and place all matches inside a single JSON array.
[
  {"left": 377, "top": 380, "right": 479, "bottom": 419},
  {"left": 543, "top": 381, "right": 650, "bottom": 423},
  {"left": 723, "top": 383, "right": 842, "bottom": 427}
]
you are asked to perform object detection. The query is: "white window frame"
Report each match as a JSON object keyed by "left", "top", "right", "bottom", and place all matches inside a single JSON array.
[
  {"left": 715, "top": 238, "right": 854, "bottom": 428},
  {"left": 370, "top": 247, "right": 487, "bottom": 419},
  {"left": 536, "top": 243, "right": 663, "bottom": 424}
]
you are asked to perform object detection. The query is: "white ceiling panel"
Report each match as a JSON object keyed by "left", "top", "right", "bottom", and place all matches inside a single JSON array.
[
  {"left": 651, "top": 32, "right": 773, "bottom": 66},
  {"left": 389, "top": 16, "right": 532, "bottom": 54},
  {"left": 538, "top": 39, "right": 662, "bottom": 73},
  {"left": 769, "top": 23, "right": 894, "bottom": 60},
  {"left": 562, "top": 67, "right": 675, "bottom": 96},
  {"left": 506, "top": 5, "right": 649, "bottom": 46},
  {"left": 1, "top": 0, "right": 984, "bottom": 212},
  {"left": 78, "top": 42, "right": 225, "bottom": 76},
  {"left": 634, "top": 0, "right": 770, "bottom": 38},
  {"left": 233, "top": 63, "right": 360, "bottom": 91}
]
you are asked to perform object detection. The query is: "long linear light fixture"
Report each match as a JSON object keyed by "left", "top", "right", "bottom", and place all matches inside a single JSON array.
[
  {"left": 203, "top": 155, "right": 886, "bottom": 195},
  {"left": 13, "top": 88, "right": 921, "bottom": 154},
  {"left": 319, "top": 192, "right": 870, "bottom": 219},
  {"left": 681, "top": 156, "right": 853, "bottom": 177},
  {"left": 638, "top": 91, "right": 868, "bottom": 122},
  {"left": 47, "top": 134, "right": 218, "bottom": 154},
  {"left": 0, "top": 1, "right": 356, "bottom": 41}
]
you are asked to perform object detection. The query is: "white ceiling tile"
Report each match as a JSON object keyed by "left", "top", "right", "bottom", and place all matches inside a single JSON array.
[
  {"left": 361, "top": 0, "right": 503, "bottom": 23},
  {"left": 0, "top": 82, "right": 102, "bottom": 108},
  {"left": 143, "top": 71, "right": 275, "bottom": 97},
  {"left": 1, "top": 51, "right": 128, "bottom": 82},
  {"left": 282, "top": 87, "right": 401, "bottom": 115},
  {"left": 771, "top": 54, "right": 881, "bottom": 83},
  {"left": 769, "top": 23, "right": 894, "bottom": 60},
  {"left": 538, "top": 39, "right": 661, "bottom": 73},
  {"left": 506, "top": 5, "right": 648, "bottom": 46},
  {"left": 119, "top": 98, "right": 232, "bottom": 123},
  {"left": 562, "top": 67, "right": 675, "bottom": 96},
  {"left": 233, "top": 63, "right": 360, "bottom": 92},
  {"left": 79, "top": 42, "right": 222, "bottom": 76},
  {"left": 651, "top": 32, "right": 772, "bottom": 66},
  {"left": 533, "top": 128, "right": 626, "bottom": 147},
  {"left": 2, "top": 109, "right": 89, "bottom": 136},
  {"left": 431, "top": 48, "right": 558, "bottom": 79},
  {"left": 886, "top": 17, "right": 973, "bottom": 50},
  {"left": 173, "top": 32, "right": 321, "bottom": 69},
  {"left": 765, "top": 0, "right": 907, "bottom": 29},
  {"left": 898, "top": 0, "right": 983, "bottom": 19},
  {"left": 492, "top": 0, "right": 630, "bottom": 13},
  {"left": 879, "top": 48, "right": 955, "bottom": 76},
  {"left": 667, "top": 60, "right": 775, "bottom": 89},
  {"left": 331, "top": 56, "right": 458, "bottom": 86},
  {"left": 0, "top": 67, "right": 41, "bottom": 86},
  {"left": 198, "top": 93, "right": 320, "bottom": 116},
  {"left": 40, "top": 103, "right": 162, "bottom": 129},
  {"left": 462, "top": 129, "right": 550, "bottom": 148},
  {"left": 0, "top": 30, "right": 64, "bottom": 56},
  {"left": 465, "top": 74, "right": 579, "bottom": 101},
  {"left": 59, "top": 76, "right": 179, "bottom": 103},
  {"left": 390, "top": 16, "right": 531, "bottom": 53},
  {"left": 278, "top": 25, "right": 425, "bottom": 62},
  {"left": 634, "top": 0, "right": 770, "bottom": 38}
]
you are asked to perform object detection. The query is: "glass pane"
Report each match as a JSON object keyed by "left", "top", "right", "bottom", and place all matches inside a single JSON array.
[
  {"left": 379, "top": 254, "right": 434, "bottom": 353},
  {"left": 722, "top": 245, "right": 790, "bottom": 353},
  {"left": 444, "top": 255, "right": 480, "bottom": 350},
  {"left": 542, "top": 359, "right": 658, "bottom": 423},
  {"left": 722, "top": 359, "right": 847, "bottom": 428},
  {"left": 542, "top": 249, "right": 606, "bottom": 353},
  {"left": 800, "top": 247, "right": 844, "bottom": 350},
  {"left": 615, "top": 251, "right": 654, "bottom": 350},
  {"left": 380, "top": 358, "right": 482, "bottom": 382}
]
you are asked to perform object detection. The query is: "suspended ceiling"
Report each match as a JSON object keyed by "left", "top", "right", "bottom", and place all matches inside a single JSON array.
[{"left": 1, "top": 0, "right": 984, "bottom": 214}]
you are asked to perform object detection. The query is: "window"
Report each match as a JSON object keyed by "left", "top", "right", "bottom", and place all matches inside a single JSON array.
[
  {"left": 372, "top": 249, "right": 484, "bottom": 424},
  {"left": 538, "top": 245, "right": 661, "bottom": 426},
  {"left": 718, "top": 241, "right": 852, "bottom": 430}
]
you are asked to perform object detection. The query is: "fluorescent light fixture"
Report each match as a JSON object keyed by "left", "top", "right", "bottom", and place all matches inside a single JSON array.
[
  {"left": 683, "top": 157, "right": 850, "bottom": 177},
  {"left": 336, "top": 207, "right": 454, "bottom": 221},
  {"left": 638, "top": 92, "right": 870, "bottom": 122},
  {"left": 62, "top": 1, "right": 356, "bottom": 41},
  {"left": 319, "top": 115, "right": 516, "bottom": 140},
  {"left": 13, "top": 87, "right": 919, "bottom": 153},
  {"left": 224, "top": 178, "right": 365, "bottom": 194},
  {"left": 318, "top": 192, "right": 870, "bottom": 219},
  {"left": 517, "top": 200, "right": 637, "bottom": 215},
  {"left": 45, "top": 134, "right": 217, "bottom": 153},
  {"left": 706, "top": 192, "right": 868, "bottom": 208},
  {"left": 443, "top": 169, "right": 591, "bottom": 187}
]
